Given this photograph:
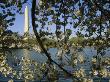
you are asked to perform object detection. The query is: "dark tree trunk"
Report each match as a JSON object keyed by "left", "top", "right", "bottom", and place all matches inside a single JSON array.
[{"left": 31, "top": 0, "right": 72, "bottom": 76}]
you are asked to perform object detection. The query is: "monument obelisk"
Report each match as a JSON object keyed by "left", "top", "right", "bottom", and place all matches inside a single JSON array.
[
  {"left": 24, "top": 6, "right": 29, "bottom": 33},
  {"left": 24, "top": 6, "right": 29, "bottom": 40}
]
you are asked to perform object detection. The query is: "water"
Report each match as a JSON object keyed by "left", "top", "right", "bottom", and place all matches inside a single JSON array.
[
  {"left": 1, "top": 47, "right": 110, "bottom": 82},
  {"left": 8, "top": 47, "right": 110, "bottom": 63}
]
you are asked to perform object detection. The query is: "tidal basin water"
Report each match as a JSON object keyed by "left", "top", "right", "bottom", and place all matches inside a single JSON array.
[{"left": 1, "top": 47, "right": 110, "bottom": 82}]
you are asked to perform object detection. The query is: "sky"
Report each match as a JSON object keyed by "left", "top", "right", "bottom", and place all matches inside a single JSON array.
[
  {"left": 9, "top": 4, "right": 31, "bottom": 35},
  {"left": 9, "top": 0, "right": 82, "bottom": 37},
  {"left": 9, "top": 13, "right": 25, "bottom": 34},
  {"left": 5, "top": 0, "right": 109, "bottom": 39},
  {"left": 9, "top": 4, "right": 75, "bottom": 36},
  {"left": 9, "top": 0, "right": 40, "bottom": 35}
]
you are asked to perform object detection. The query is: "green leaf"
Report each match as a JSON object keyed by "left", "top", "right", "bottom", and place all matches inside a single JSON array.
[{"left": 72, "top": 15, "right": 76, "bottom": 19}]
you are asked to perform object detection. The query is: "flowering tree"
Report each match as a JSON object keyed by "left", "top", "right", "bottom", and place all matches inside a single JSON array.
[
  {"left": 0, "top": 0, "right": 110, "bottom": 81},
  {"left": 31, "top": 0, "right": 110, "bottom": 80}
]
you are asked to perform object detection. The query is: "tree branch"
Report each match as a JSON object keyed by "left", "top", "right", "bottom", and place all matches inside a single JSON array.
[{"left": 31, "top": 0, "right": 72, "bottom": 76}]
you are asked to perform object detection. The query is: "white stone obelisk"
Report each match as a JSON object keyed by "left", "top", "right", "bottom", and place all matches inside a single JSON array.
[{"left": 24, "top": 6, "right": 29, "bottom": 33}]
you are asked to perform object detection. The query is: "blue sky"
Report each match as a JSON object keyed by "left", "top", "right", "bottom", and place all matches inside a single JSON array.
[
  {"left": 9, "top": 4, "right": 74, "bottom": 35},
  {"left": 9, "top": 4, "right": 30, "bottom": 35},
  {"left": 9, "top": 14, "right": 24, "bottom": 34},
  {"left": 9, "top": 0, "right": 82, "bottom": 36},
  {"left": 9, "top": 0, "right": 41, "bottom": 35}
]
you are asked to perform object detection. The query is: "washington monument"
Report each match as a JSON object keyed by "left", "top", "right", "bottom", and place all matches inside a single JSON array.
[{"left": 24, "top": 6, "right": 29, "bottom": 33}]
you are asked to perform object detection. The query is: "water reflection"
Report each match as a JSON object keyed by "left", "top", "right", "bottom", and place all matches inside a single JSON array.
[{"left": 0, "top": 47, "right": 110, "bottom": 81}]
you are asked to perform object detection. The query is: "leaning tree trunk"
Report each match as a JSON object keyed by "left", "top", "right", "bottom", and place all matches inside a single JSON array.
[{"left": 31, "top": 0, "right": 72, "bottom": 76}]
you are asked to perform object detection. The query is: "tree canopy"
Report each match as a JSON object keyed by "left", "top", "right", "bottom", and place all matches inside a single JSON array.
[{"left": 0, "top": 0, "right": 110, "bottom": 81}]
